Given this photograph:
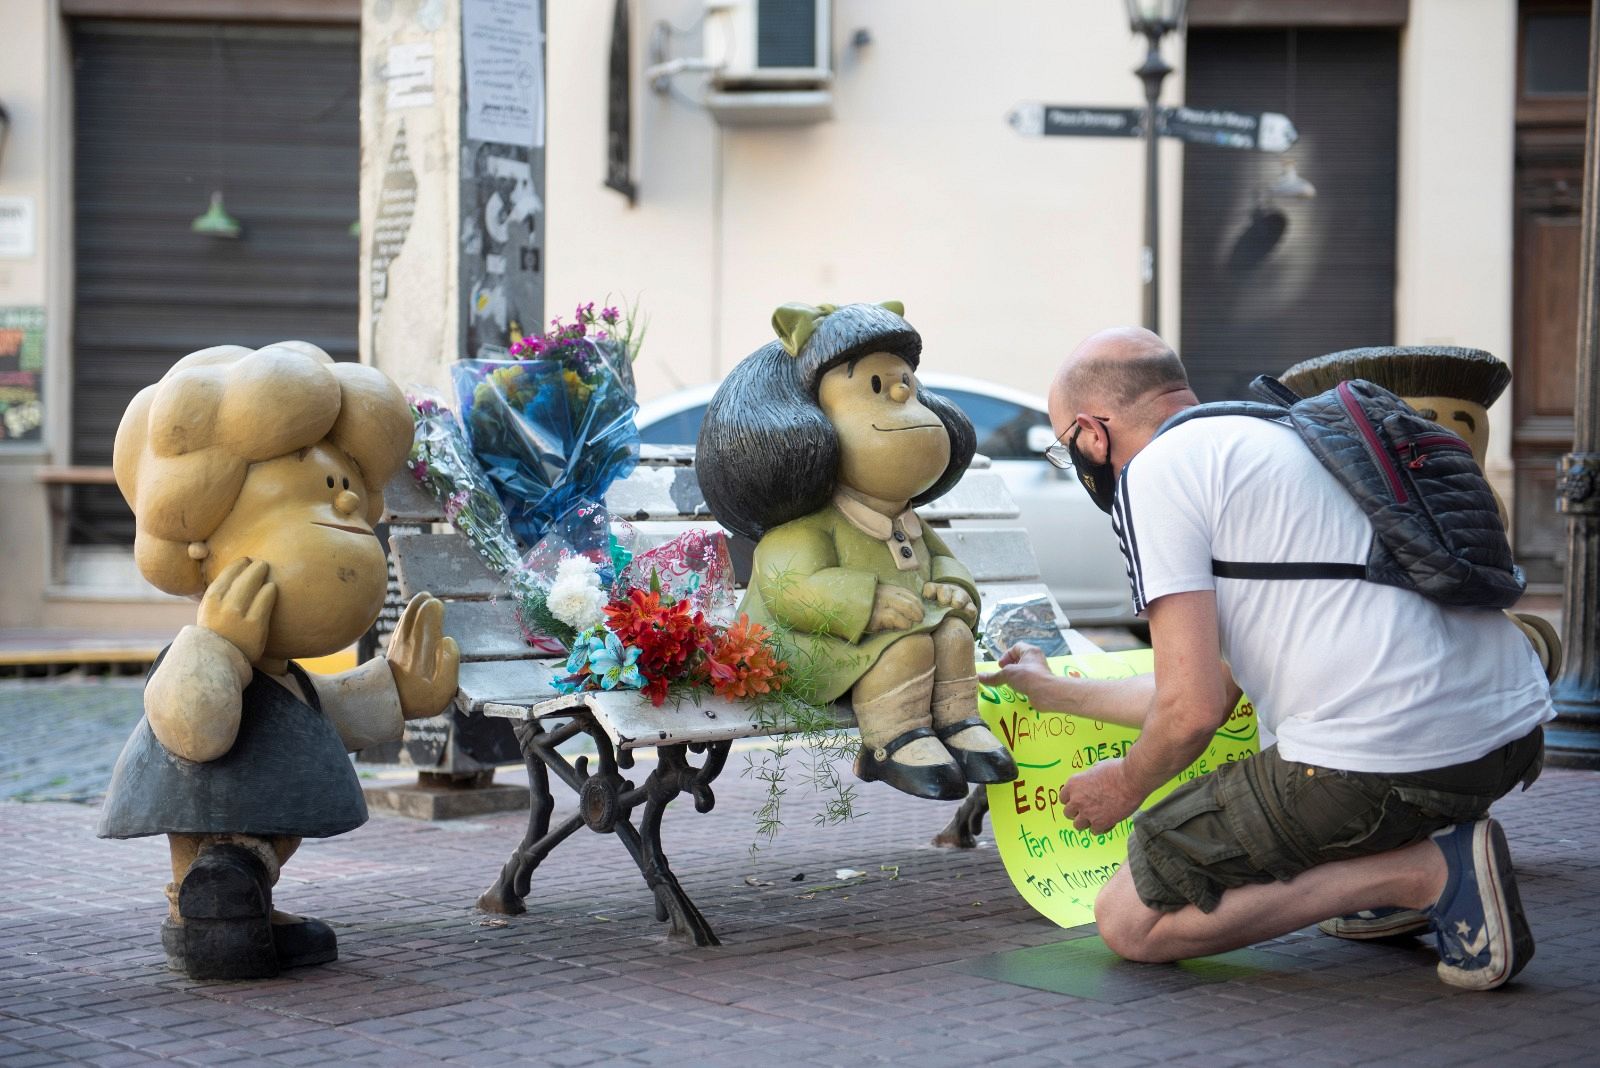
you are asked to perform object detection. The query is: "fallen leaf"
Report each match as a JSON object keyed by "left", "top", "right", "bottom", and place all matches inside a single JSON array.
[
  {"left": 744, "top": 876, "right": 774, "bottom": 888},
  {"left": 834, "top": 868, "right": 867, "bottom": 880},
  {"left": 476, "top": 918, "right": 509, "bottom": 928}
]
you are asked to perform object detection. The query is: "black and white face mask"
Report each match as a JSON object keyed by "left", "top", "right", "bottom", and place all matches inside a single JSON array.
[{"left": 1068, "top": 418, "right": 1117, "bottom": 515}]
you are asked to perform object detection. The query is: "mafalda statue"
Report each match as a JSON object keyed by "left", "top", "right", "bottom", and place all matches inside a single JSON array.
[
  {"left": 697, "top": 301, "right": 1017, "bottom": 801},
  {"left": 1280, "top": 345, "right": 1561, "bottom": 680},
  {"left": 98, "top": 342, "right": 460, "bottom": 980}
]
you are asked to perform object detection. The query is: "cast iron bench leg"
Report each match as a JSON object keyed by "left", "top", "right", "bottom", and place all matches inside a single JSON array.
[
  {"left": 477, "top": 713, "right": 731, "bottom": 946},
  {"left": 477, "top": 717, "right": 589, "bottom": 915}
]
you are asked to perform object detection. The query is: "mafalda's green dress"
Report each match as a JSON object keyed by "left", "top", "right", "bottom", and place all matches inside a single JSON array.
[{"left": 739, "top": 488, "right": 981, "bottom": 704}]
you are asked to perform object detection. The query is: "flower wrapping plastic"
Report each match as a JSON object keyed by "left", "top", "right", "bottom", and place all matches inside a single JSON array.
[{"left": 452, "top": 337, "right": 639, "bottom": 550}]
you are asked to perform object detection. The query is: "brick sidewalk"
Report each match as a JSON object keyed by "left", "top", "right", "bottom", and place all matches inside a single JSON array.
[{"left": 2, "top": 748, "right": 1598, "bottom": 1066}]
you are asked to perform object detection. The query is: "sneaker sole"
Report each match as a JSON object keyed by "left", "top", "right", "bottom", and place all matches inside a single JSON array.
[
  {"left": 1317, "top": 910, "right": 1430, "bottom": 940},
  {"left": 1436, "top": 819, "right": 1535, "bottom": 991}
]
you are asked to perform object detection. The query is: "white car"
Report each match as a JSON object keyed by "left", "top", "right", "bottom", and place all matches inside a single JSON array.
[{"left": 633, "top": 374, "right": 1140, "bottom": 630}]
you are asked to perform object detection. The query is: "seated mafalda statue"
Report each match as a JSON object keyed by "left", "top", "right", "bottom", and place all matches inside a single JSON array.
[
  {"left": 696, "top": 301, "right": 1017, "bottom": 801},
  {"left": 1279, "top": 345, "right": 1561, "bottom": 681},
  {"left": 98, "top": 341, "right": 460, "bottom": 980}
]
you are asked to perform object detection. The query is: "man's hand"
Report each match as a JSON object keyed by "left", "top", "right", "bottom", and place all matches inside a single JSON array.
[
  {"left": 1060, "top": 757, "right": 1145, "bottom": 833},
  {"left": 867, "top": 584, "right": 924, "bottom": 633},
  {"left": 922, "top": 581, "right": 978, "bottom": 627},
  {"left": 197, "top": 557, "right": 276, "bottom": 664},
  {"left": 386, "top": 593, "right": 461, "bottom": 719},
  {"left": 978, "top": 642, "right": 1054, "bottom": 702}
]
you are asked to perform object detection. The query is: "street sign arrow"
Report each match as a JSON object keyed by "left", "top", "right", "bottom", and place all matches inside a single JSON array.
[
  {"left": 1158, "top": 107, "right": 1298, "bottom": 152},
  {"left": 1008, "top": 103, "right": 1146, "bottom": 138}
]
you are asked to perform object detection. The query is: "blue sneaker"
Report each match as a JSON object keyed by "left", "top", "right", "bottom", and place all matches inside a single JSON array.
[
  {"left": 1318, "top": 906, "right": 1430, "bottom": 940},
  {"left": 1428, "top": 819, "right": 1534, "bottom": 990}
]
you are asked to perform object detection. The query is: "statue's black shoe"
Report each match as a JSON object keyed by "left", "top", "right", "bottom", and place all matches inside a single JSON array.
[
  {"left": 855, "top": 727, "right": 968, "bottom": 801},
  {"left": 271, "top": 914, "right": 339, "bottom": 969},
  {"left": 936, "top": 717, "right": 1019, "bottom": 784},
  {"left": 170, "top": 844, "right": 276, "bottom": 980}
]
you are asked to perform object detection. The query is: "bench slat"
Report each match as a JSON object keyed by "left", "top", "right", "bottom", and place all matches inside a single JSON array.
[
  {"left": 483, "top": 689, "right": 860, "bottom": 749},
  {"left": 444, "top": 599, "right": 535, "bottom": 661},
  {"left": 607, "top": 468, "right": 1017, "bottom": 523},
  {"left": 393, "top": 532, "right": 500, "bottom": 600},
  {"left": 456, "top": 658, "right": 562, "bottom": 713}
]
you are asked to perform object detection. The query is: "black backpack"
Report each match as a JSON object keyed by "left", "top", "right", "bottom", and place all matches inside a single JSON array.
[{"left": 1155, "top": 374, "right": 1525, "bottom": 609}]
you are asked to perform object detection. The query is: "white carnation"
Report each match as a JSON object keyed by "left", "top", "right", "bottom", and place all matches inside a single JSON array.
[
  {"left": 547, "top": 557, "right": 607, "bottom": 631},
  {"left": 554, "top": 554, "right": 599, "bottom": 584}
]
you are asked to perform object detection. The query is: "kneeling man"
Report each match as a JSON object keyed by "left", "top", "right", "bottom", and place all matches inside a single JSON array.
[{"left": 985, "top": 328, "right": 1552, "bottom": 990}]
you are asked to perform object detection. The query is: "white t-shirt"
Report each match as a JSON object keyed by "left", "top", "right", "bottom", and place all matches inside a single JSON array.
[{"left": 1112, "top": 414, "right": 1553, "bottom": 773}]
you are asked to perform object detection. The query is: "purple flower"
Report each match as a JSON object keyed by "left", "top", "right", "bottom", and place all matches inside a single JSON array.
[
  {"left": 601, "top": 306, "right": 620, "bottom": 324},
  {"left": 595, "top": 330, "right": 609, "bottom": 341}
]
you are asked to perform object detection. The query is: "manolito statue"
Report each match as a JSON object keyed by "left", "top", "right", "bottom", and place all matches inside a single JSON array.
[
  {"left": 98, "top": 342, "right": 460, "bottom": 980},
  {"left": 697, "top": 302, "right": 1018, "bottom": 801}
]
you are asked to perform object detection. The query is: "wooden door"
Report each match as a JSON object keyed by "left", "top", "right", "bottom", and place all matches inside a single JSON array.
[{"left": 1512, "top": 1, "right": 1590, "bottom": 589}]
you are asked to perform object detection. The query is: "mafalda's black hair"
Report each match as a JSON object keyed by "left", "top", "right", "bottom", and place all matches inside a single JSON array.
[{"left": 697, "top": 302, "right": 977, "bottom": 541}]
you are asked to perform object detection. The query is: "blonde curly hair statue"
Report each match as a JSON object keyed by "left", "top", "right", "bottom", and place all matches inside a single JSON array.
[{"left": 113, "top": 341, "right": 413, "bottom": 597}]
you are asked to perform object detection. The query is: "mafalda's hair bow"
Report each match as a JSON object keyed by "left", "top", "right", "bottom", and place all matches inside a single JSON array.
[{"left": 772, "top": 300, "right": 905, "bottom": 357}]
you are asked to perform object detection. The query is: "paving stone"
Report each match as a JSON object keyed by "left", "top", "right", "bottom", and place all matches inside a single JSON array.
[{"left": 2, "top": 680, "right": 1598, "bottom": 1066}]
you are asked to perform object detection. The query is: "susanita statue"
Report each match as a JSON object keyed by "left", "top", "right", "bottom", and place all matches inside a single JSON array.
[
  {"left": 697, "top": 301, "right": 1018, "bottom": 801},
  {"left": 98, "top": 342, "right": 460, "bottom": 980}
]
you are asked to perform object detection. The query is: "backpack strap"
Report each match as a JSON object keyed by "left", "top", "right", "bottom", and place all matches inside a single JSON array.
[
  {"left": 1153, "top": 390, "right": 1367, "bottom": 589},
  {"left": 1211, "top": 560, "right": 1368, "bottom": 581},
  {"left": 1155, "top": 400, "right": 1289, "bottom": 439}
]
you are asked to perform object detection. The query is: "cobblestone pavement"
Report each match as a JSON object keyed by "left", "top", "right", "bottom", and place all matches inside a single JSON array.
[
  {"left": 0, "top": 681, "right": 146, "bottom": 802},
  {"left": 2, "top": 681, "right": 1599, "bottom": 1067}
]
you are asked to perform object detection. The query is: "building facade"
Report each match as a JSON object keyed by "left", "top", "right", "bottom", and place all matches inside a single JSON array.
[{"left": 0, "top": 0, "right": 1582, "bottom": 634}]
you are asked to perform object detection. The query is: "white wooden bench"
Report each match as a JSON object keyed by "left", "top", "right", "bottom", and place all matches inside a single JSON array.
[{"left": 382, "top": 446, "right": 1098, "bottom": 945}]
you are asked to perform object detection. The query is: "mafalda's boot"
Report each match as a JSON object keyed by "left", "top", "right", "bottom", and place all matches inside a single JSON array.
[
  {"left": 931, "top": 675, "right": 1018, "bottom": 784},
  {"left": 852, "top": 666, "right": 967, "bottom": 801},
  {"left": 165, "top": 843, "right": 277, "bottom": 980}
]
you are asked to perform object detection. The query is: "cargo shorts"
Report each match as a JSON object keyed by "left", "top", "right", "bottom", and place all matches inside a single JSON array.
[{"left": 1126, "top": 727, "right": 1544, "bottom": 914}]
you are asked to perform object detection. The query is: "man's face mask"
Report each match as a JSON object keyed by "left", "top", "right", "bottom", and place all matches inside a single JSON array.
[{"left": 1068, "top": 418, "right": 1117, "bottom": 514}]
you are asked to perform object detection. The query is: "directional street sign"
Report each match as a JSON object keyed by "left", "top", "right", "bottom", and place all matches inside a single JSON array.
[
  {"left": 1158, "top": 107, "right": 1298, "bottom": 152},
  {"left": 1007, "top": 102, "right": 1298, "bottom": 154},
  {"left": 1007, "top": 102, "right": 1145, "bottom": 138}
]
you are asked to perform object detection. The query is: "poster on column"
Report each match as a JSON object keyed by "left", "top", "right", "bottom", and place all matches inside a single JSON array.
[
  {"left": 977, "top": 649, "right": 1259, "bottom": 929},
  {"left": 0, "top": 306, "right": 45, "bottom": 446},
  {"left": 463, "top": 0, "right": 545, "bottom": 147}
]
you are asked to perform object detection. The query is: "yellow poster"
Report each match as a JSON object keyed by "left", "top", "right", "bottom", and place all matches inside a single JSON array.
[{"left": 978, "top": 649, "right": 1259, "bottom": 929}]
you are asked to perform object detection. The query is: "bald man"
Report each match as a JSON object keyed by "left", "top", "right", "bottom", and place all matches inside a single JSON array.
[{"left": 983, "top": 328, "right": 1551, "bottom": 991}]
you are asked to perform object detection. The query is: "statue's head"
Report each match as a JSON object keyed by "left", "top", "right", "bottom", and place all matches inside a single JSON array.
[
  {"left": 114, "top": 342, "right": 413, "bottom": 660},
  {"left": 1280, "top": 346, "right": 1510, "bottom": 465},
  {"left": 697, "top": 302, "right": 976, "bottom": 540}
]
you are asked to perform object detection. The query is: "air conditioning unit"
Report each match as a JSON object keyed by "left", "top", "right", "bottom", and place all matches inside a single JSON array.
[{"left": 704, "top": 0, "right": 833, "bottom": 125}]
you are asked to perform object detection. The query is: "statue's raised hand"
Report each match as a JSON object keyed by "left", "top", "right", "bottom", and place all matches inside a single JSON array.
[
  {"left": 386, "top": 593, "right": 461, "bottom": 719},
  {"left": 197, "top": 557, "right": 276, "bottom": 664}
]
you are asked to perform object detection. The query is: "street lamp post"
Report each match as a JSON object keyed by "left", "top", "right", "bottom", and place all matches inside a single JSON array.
[
  {"left": 1126, "top": 0, "right": 1187, "bottom": 334},
  {"left": 1547, "top": 0, "right": 1600, "bottom": 769}
]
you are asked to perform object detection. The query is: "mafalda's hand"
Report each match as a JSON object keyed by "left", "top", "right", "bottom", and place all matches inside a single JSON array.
[
  {"left": 867, "top": 584, "right": 923, "bottom": 633},
  {"left": 922, "top": 581, "right": 977, "bottom": 627},
  {"left": 386, "top": 593, "right": 461, "bottom": 719},
  {"left": 197, "top": 558, "right": 277, "bottom": 664}
]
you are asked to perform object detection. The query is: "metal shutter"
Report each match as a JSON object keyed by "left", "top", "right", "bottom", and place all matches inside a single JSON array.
[
  {"left": 70, "top": 21, "right": 359, "bottom": 544},
  {"left": 1179, "top": 29, "right": 1399, "bottom": 403}
]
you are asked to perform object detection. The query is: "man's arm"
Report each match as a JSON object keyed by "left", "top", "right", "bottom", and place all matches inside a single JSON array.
[
  {"left": 979, "top": 636, "right": 1237, "bottom": 732},
  {"left": 1059, "top": 590, "right": 1238, "bottom": 833}
]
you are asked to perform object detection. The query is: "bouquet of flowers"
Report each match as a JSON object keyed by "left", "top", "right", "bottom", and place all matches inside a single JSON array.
[
  {"left": 454, "top": 302, "right": 640, "bottom": 548},
  {"left": 555, "top": 573, "right": 787, "bottom": 707},
  {"left": 407, "top": 393, "right": 587, "bottom": 653}
]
